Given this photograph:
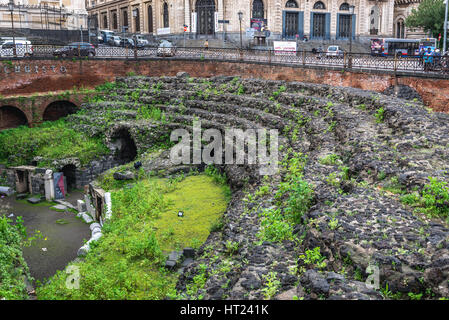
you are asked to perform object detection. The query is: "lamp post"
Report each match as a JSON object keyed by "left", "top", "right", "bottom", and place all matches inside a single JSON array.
[
  {"left": 8, "top": 0, "right": 16, "bottom": 57},
  {"left": 348, "top": 4, "right": 355, "bottom": 68},
  {"left": 444, "top": 0, "right": 448, "bottom": 54},
  {"left": 238, "top": 11, "right": 243, "bottom": 49}
]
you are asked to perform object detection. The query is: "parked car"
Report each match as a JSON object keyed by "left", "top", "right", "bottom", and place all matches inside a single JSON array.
[
  {"left": 99, "top": 30, "right": 115, "bottom": 44},
  {"left": 135, "top": 34, "right": 149, "bottom": 47},
  {"left": 108, "top": 36, "right": 121, "bottom": 47},
  {"left": 326, "top": 45, "right": 344, "bottom": 58},
  {"left": 53, "top": 42, "right": 96, "bottom": 57},
  {"left": 0, "top": 40, "right": 33, "bottom": 57},
  {"left": 157, "top": 40, "right": 176, "bottom": 57},
  {"left": 120, "top": 38, "right": 136, "bottom": 48}
]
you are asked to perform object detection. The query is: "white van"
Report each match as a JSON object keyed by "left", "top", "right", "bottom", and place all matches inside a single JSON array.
[{"left": 0, "top": 40, "right": 33, "bottom": 57}]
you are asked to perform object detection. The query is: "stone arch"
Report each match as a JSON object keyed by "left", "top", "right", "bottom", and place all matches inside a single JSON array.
[
  {"left": 163, "top": 2, "right": 169, "bottom": 28},
  {"left": 339, "top": 2, "right": 349, "bottom": 11},
  {"left": 196, "top": 0, "right": 216, "bottom": 35},
  {"left": 313, "top": 1, "right": 326, "bottom": 10},
  {"left": 61, "top": 164, "right": 77, "bottom": 192},
  {"left": 285, "top": 0, "right": 299, "bottom": 8},
  {"left": 252, "top": 0, "right": 265, "bottom": 18},
  {"left": 394, "top": 15, "right": 406, "bottom": 39},
  {"left": 110, "top": 128, "right": 138, "bottom": 163},
  {"left": 369, "top": 5, "right": 380, "bottom": 35},
  {"left": 42, "top": 100, "right": 78, "bottom": 122},
  {"left": 0, "top": 105, "right": 29, "bottom": 130}
]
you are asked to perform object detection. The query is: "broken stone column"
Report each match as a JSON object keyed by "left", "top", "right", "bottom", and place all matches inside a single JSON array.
[
  {"left": 104, "top": 192, "right": 112, "bottom": 221},
  {"left": 44, "top": 169, "right": 54, "bottom": 201}
]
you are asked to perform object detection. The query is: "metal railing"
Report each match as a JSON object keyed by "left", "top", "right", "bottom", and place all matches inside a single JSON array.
[{"left": 2, "top": 44, "right": 449, "bottom": 77}]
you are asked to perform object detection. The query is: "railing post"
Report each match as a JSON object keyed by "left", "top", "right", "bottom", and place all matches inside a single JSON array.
[
  {"left": 268, "top": 49, "right": 272, "bottom": 64},
  {"left": 394, "top": 51, "right": 398, "bottom": 73},
  {"left": 302, "top": 50, "right": 306, "bottom": 66},
  {"left": 343, "top": 52, "right": 347, "bottom": 69}
]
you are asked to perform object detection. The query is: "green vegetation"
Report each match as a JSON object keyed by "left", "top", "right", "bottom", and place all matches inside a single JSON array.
[
  {"left": 401, "top": 177, "right": 449, "bottom": 219},
  {"left": 299, "top": 247, "right": 327, "bottom": 270},
  {"left": 375, "top": 107, "right": 385, "bottom": 123},
  {"left": 406, "top": 0, "right": 446, "bottom": 43},
  {"left": 261, "top": 272, "right": 281, "bottom": 299},
  {"left": 0, "top": 120, "right": 109, "bottom": 168},
  {"left": 319, "top": 154, "right": 342, "bottom": 166},
  {"left": 36, "top": 174, "right": 229, "bottom": 300},
  {"left": 256, "top": 151, "right": 314, "bottom": 243},
  {"left": 0, "top": 216, "right": 31, "bottom": 300}
]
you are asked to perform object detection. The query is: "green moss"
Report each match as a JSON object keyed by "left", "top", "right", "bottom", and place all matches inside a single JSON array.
[
  {"left": 154, "top": 175, "right": 229, "bottom": 251},
  {"left": 0, "top": 120, "right": 109, "bottom": 168},
  {"left": 36, "top": 174, "right": 229, "bottom": 300}
]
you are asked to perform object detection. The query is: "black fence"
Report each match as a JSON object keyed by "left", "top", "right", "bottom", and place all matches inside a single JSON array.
[{"left": 2, "top": 44, "right": 449, "bottom": 77}]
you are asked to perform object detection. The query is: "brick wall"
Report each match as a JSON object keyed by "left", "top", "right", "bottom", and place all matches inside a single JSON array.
[{"left": 1, "top": 59, "right": 448, "bottom": 113}]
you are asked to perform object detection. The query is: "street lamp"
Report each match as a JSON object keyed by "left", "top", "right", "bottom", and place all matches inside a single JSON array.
[
  {"left": 238, "top": 11, "right": 243, "bottom": 49},
  {"left": 8, "top": 0, "right": 16, "bottom": 57},
  {"left": 444, "top": 0, "right": 448, "bottom": 54}
]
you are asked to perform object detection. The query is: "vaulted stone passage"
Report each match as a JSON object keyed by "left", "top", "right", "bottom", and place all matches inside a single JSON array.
[
  {"left": 42, "top": 101, "right": 78, "bottom": 122},
  {"left": 0, "top": 105, "right": 28, "bottom": 130},
  {"left": 111, "top": 128, "right": 137, "bottom": 163},
  {"left": 61, "top": 164, "right": 77, "bottom": 192}
]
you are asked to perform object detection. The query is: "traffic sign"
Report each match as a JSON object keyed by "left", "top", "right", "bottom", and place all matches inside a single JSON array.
[{"left": 218, "top": 20, "right": 230, "bottom": 24}]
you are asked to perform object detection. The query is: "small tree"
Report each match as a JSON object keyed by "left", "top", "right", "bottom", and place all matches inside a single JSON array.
[{"left": 406, "top": 0, "right": 446, "bottom": 44}]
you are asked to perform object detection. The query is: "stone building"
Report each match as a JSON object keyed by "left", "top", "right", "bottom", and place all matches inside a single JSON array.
[
  {"left": 393, "top": 0, "right": 427, "bottom": 39},
  {"left": 87, "top": 0, "right": 427, "bottom": 41},
  {"left": 0, "top": 0, "right": 87, "bottom": 30}
]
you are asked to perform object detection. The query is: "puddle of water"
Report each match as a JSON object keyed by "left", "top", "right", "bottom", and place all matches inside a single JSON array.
[{"left": 0, "top": 192, "right": 90, "bottom": 285}]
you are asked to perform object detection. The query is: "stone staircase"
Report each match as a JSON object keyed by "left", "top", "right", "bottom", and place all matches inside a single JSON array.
[{"left": 66, "top": 74, "right": 449, "bottom": 300}]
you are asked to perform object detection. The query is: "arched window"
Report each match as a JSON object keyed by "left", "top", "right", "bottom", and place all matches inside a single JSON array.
[
  {"left": 134, "top": 8, "right": 140, "bottom": 32},
  {"left": 396, "top": 18, "right": 405, "bottom": 39},
  {"left": 339, "top": 3, "right": 349, "bottom": 11},
  {"left": 163, "top": 2, "right": 169, "bottom": 28},
  {"left": 112, "top": 12, "right": 117, "bottom": 29},
  {"left": 313, "top": 1, "right": 326, "bottom": 9},
  {"left": 148, "top": 5, "right": 153, "bottom": 33},
  {"left": 123, "top": 10, "right": 128, "bottom": 27},
  {"left": 252, "top": 0, "right": 264, "bottom": 18},
  {"left": 286, "top": 0, "right": 299, "bottom": 8}
]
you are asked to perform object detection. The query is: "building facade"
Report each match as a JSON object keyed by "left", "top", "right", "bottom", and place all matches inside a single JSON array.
[
  {"left": 86, "top": 0, "right": 427, "bottom": 40},
  {"left": 0, "top": 0, "right": 87, "bottom": 30}
]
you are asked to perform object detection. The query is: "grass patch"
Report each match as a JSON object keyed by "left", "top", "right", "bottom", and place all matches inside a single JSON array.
[
  {"left": 36, "top": 174, "right": 229, "bottom": 300},
  {"left": 0, "top": 216, "right": 31, "bottom": 300},
  {"left": 0, "top": 120, "right": 109, "bottom": 168}
]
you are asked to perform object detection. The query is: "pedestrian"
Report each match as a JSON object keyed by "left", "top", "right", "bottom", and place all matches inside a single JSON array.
[
  {"left": 204, "top": 39, "right": 209, "bottom": 50},
  {"left": 423, "top": 47, "right": 434, "bottom": 72}
]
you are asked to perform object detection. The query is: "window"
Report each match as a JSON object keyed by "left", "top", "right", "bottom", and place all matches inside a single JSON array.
[
  {"left": 148, "top": 5, "right": 153, "bottom": 33},
  {"left": 252, "top": 0, "right": 264, "bottom": 18},
  {"left": 286, "top": 0, "right": 299, "bottom": 8},
  {"left": 313, "top": 1, "right": 326, "bottom": 10},
  {"left": 134, "top": 8, "right": 140, "bottom": 32},
  {"left": 103, "top": 15, "right": 107, "bottom": 28},
  {"left": 163, "top": 2, "right": 169, "bottom": 28},
  {"left": 123, "top": 10, "right": 128, "bottom": 27},
  {"left": 112, "top": 12, "right": 117, "bottom": 29},
  {"left": 339, "top": 3, "right": 349, "bottom": 11}
]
